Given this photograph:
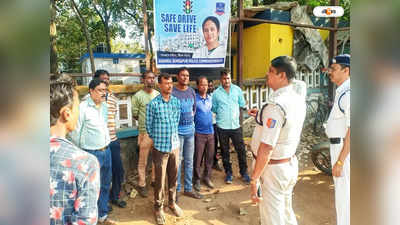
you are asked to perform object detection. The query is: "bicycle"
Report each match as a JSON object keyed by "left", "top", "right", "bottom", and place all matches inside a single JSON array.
[{"left": 313, "top": 95, "right": 330, "bottom": 135}]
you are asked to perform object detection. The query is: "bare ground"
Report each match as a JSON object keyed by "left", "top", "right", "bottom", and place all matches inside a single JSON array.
[{"left": 109, "top": 149, "right": 335, "bottom": 225}]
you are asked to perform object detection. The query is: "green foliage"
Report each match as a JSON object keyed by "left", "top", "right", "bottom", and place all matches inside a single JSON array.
[
  {"left": 55, "top": 0, "right": 140, "bottom": 72},
  {"left": 111, "top": 39, "right": 144, "bottom": 53}
]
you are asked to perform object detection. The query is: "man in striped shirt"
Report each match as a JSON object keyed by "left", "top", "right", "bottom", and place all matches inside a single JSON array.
[{"left": 93, "top": 70, "right": 127, "bottom": 209}]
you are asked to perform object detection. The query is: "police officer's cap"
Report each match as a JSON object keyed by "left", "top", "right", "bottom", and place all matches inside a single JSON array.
[{"left": 330, "top": 54, "right": 350, "bottom": 67}]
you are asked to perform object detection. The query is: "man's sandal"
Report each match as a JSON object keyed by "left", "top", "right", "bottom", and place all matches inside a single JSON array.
[
  {"left": 168, "top": 204, "right": 183, "bottom": 217},
  {"left": 155, "top": 210, "right": 166, "bottom": 225}
]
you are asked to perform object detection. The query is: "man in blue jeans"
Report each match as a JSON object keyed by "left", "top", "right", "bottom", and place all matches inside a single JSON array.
[
  {"left": 172, "top": 67, "right": 203, "bottom": 200},
  {"left": 69, "top": 78, "right": 116, "bottom": 224}
]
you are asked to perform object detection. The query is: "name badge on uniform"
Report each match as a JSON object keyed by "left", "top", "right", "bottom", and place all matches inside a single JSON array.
[{"left": 171, "top": 133, "right": 180, "bottom": 150}]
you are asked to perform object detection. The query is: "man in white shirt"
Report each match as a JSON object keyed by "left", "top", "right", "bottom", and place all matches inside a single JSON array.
[
  {"left": 325, "top": 54, "right": 351, "bottom": 225},
  {"left": 248, "top": 56, "right": 306, "bottom": 225}
]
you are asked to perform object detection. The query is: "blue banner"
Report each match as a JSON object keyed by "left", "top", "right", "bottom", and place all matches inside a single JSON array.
[{"left": 154, "top": 0, "right": 231, "bottom": 68}]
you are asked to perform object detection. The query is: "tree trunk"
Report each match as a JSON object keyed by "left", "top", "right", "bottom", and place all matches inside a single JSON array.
[
  {"left": 148, "top": 31, "right": 154, "bottom": 71},
  {"left": 104, "top": 22, "right": 112, "bottom": 53},
  {"left": 143, "top": 0, "right": 151, "bottom": 71},
  {"left": 50, "top": 0, "right": 58, "bottom": 74},
  {"left": 70, "top": 0, "right": 95, "bottom": 74},
  {"left": 85, "top": 27, "right": 96, "bottom": 74},
  {"left": 252, "top": 0, "right": 258, "bottom": 6}
]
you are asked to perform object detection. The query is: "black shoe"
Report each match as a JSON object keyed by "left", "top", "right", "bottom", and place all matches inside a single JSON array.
[
  {"left": 202, "top": 178, "right": 214, "bottom": 189},
  {"left": 213, "top": 163, "right": 223, "bottom": 171},
  {"left": 108, "top": 204, "right": 113, "bottom": 212},
  {"left": 137, "top": 186, "right": 148, "bottom": 197},
  {"left": 193, "top": 180, "right": 201, "bottom": 192},
  {"left": 111, "top": 199, "right": 127, "bottom": 208},
  {"left": 184, "top": 190, "right": 204, "bottom": 199}
]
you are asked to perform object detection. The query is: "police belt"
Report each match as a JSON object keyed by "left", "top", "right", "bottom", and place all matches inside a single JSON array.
[
  {"left": 251, "top": 152, "right": 292, "bottom": 164},
  {"left": 329, "top": 138, "right": 345, "bottom": 144}
]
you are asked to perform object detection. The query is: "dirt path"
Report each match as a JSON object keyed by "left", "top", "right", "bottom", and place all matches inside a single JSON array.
[{"left": 109, "top": 155, "right": 335, "bottom": 225}]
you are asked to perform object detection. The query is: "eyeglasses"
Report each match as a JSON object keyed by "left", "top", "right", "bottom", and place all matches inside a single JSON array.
[
  {"left": 327, "top": 66, "right": 344, "bottom": 73},
  {"left": 94, "top": 88, "right": 107, "bottom": 93}
]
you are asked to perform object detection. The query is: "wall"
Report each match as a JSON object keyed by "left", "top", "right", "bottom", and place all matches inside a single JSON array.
[
  {"left": 231, "top": 23, "right": 294, "bottom": 80},
  {"left": 82, "top": 58, "right": 142, "bottom": 85}
]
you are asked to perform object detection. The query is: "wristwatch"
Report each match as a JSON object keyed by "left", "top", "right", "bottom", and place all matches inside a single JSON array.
[
  {"left": 250, "top": 178, "right": 257, "bottom": 185},
  {"left": 336, "top": 160, "right": 343, "bottom": 166}
]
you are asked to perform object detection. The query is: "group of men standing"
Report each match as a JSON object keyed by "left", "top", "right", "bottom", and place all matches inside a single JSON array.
[
  {"left": 145, "top": 67, "right": 252, "bottom": 224},
  {"left": 49, "top": 54, "right": 350, "bottom": 225}
]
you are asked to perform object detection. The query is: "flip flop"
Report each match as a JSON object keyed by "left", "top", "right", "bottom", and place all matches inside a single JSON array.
[
  {"left": 155, "top": 210, "right": 166, "bottom": 225},
  {"left": 169, "top": 204, "right": 183, "bottom": 217}
]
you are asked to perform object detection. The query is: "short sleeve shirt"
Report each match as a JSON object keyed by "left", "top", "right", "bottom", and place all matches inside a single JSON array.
[
  {"left": 212, "top": 84, "right": 246, "bottom": 129},
  {"left": 251, "top": 85, "right": 306, "bottom": 159},
  {"left": 326, "top": 79, "right": 350, "bottom": 138}
]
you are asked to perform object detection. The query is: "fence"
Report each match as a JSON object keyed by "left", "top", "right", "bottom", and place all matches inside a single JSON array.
[{"left": 109, "top": 69, "right": 328, "bottom": 129}]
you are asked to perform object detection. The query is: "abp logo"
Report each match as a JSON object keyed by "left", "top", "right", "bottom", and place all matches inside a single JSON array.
[{"left": 313, "top": 6, "right": 344, "bottom": 17}]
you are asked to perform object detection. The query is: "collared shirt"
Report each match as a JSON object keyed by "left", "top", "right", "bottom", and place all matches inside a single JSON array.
[
  {"left": 212, "top": 84, "right": 246, "bottom": 129},
  {"left": 172, "top": 86, "right": 196, "bottom": 136},
  {"left": 50, "top": 136, "right": 100, "bottom": 225},
  {"left": 68, "top": 97, "right": 110, "bottom": 150},
  {"left": 82, "top": 92, "right": 118, "bottom": 141},
  {"left": 194, "top": 93, "right": 214, "bottom": 134},
  {"left": 326, "top": 78, "right": 350, "bottom": 138},
  {"left": 251, "top": 84, "right": 306, "bottom": 159},
  {"left": 146, "top": 94, "right": 181, "bottom": 153},
  {"left": 131, "top": 89, "right": 160, "bottom": 134}
]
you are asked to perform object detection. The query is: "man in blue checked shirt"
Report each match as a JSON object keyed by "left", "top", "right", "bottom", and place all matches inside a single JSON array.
[
  {"left": 212, "top": 69, "right": 251, "bottom": 185},
  {"left": 146, "top": 73, "right": 183, "bottom": 225}
]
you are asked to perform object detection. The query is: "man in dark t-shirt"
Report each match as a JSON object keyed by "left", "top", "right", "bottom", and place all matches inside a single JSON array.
[{"left": 172, "top": 67, "right": 203, "bottom": 200}]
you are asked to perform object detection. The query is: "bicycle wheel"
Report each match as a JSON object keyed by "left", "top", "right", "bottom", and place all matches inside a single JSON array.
[{"left": 311, "top": 145, "right": 332, "bottom": 175}]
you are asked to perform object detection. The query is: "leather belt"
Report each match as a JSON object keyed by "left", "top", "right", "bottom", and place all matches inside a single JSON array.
[
  {"left": 269, "top": 157, "right": 291, "bottom": 164},
  {"left": 251, "top": 152, "right": 292, "bottom": 164},
  {"left": 329, "top": 138, "right": 344, "bottom": 144},
  {"left": 98, "top": 145, "right": 109, "bottom": 151}
]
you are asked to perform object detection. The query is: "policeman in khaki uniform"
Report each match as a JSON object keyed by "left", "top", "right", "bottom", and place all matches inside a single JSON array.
[
  {"left": 248, "top": 56, "right": 306, "bottom": 225},
  {"left": 325, "top": 54, "right": 350, "bottom": 225}
]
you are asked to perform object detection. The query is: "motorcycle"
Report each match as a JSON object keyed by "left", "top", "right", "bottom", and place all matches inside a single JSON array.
[{"left": 311, "top": 141, "right": 332, "bottom": 175}]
